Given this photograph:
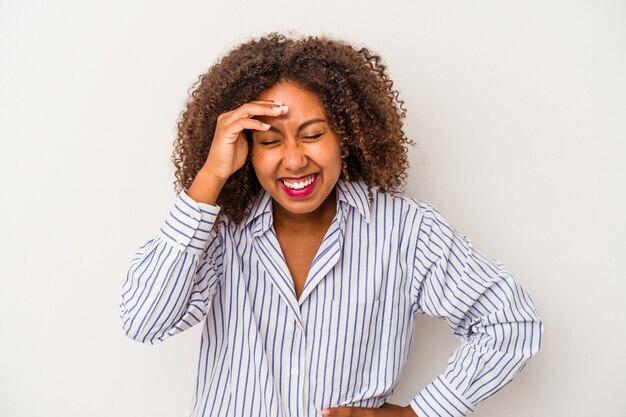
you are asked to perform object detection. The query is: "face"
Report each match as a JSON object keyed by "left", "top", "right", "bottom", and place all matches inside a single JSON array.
[{"left": 250, "top": 80, "right": 342, "bottom": 218}]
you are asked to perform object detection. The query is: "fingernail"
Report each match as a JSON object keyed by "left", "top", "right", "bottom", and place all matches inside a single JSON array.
[
  {"left": 280, "top": 106, "right": 289, "bottom": 110},
  {"left": 321, "top": 409, "right": 330, "bottom": 416},
  {"left": 262, "top": 123, "right": 270, "bottom": 128},
  {"left": 273, "top": 100, "right": 283, "bottom": 105}
]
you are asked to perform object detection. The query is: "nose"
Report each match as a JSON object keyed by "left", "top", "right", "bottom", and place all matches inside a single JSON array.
[{"left": 282, "top": 141, "right": 308, "bottom": 172}]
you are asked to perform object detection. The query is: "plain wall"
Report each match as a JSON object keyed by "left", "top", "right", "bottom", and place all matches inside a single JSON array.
[{"left": 1, "top": 1, "right": 624, "bottom": 416}]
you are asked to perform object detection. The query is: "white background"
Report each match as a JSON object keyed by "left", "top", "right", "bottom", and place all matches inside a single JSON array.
[{"left": 1, "top": 1, "right": 624, "bottom": 416}]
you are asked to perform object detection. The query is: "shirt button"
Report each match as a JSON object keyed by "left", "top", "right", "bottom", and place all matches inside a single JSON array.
[
  {"left": 176, "top": 236, "right": 186, "bottom": 244},
  {"left": 291, "top": 368, "right": 299, "bottom": 375}
]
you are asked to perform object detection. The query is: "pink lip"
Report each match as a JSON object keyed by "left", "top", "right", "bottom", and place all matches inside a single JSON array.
[{"left": 278, "top": 174, "right": 319, "bottom": 198}]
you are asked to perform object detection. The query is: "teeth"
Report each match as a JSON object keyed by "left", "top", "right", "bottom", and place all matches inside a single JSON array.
[{"left": 282, "top": 175, "right": 315, "bottom": 190}]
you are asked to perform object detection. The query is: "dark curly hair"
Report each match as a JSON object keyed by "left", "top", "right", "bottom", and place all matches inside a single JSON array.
[{"left": 173, "top": 31, "right": 413, "bottom": 224}]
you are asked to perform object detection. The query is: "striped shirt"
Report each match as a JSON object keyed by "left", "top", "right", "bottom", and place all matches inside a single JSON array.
[{"left": 120, "top": 178, "right": 543, "bottom": 417}]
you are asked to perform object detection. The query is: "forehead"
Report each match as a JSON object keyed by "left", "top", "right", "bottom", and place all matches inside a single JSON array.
[{"left": 256, "top": 81, "right": 326, "bottom": 118}]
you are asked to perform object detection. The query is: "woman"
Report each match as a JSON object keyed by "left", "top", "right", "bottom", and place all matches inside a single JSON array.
[{"left": 120, "top": 32, "right": 543, "bottom": 417}]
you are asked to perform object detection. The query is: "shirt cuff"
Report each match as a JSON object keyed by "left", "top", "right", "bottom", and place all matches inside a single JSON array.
[
  {"left": 410, "top": 375, "right": 475, "bottom": 417},
  {"left": 159, "top": 189, "right": 221, "bottom": 254}
]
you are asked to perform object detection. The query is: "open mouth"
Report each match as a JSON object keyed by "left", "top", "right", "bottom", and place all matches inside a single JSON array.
[{"left": 280, "top": 174, "right": 317, "bottom": 190}]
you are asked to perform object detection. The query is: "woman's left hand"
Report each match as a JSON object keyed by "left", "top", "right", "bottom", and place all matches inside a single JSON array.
[{"left": 321, "top": 402, "right": 418, "bottom": 416}]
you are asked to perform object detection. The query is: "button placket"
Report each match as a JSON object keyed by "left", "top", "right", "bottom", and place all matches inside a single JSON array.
[{"left": 287, "top": 319, "right": 306, "bottom": 417}]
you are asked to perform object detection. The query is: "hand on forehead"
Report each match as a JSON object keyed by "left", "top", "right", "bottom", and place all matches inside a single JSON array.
[{"left": 253, "top": 80, "right": 327, "bottom": 130}]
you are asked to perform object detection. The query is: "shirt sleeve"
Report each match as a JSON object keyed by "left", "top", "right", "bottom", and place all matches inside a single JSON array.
[
  {"left": 119, "top": 189, "right": 224, "bottom": 345},
  {"left": 409, "top": 202, "right": 544, "bottom": 417}
]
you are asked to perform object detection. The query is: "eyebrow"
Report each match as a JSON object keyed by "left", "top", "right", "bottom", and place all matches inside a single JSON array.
[{"left": 265, "top": 118, "right": 326, "bottom": 134}]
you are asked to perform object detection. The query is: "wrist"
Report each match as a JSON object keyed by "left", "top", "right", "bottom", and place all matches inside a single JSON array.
[
  {"left": 187, "top": 168, "right": 226, "bottom": 205},
  {"left": 200, "top": 162, "right": 230, "bottom": 182}
]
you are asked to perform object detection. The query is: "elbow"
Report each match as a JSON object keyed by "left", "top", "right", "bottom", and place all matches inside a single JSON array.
[
  {"left": 121, "top": 320, "right": 163, "bottom": 345},
  {"left": 525, "top": 301, "right": 544, "bottom": 359},
  {"left": 123, "top": 329, "right": 163, "bottom": 345},
  {"left": 517, "top": 314, "right": 544, "bottom": 361},
  {"left": 119, "top": 303, "right": 163, "bottom": 345},
  {"left": 532, "top": 315, "right": 545, "bottom": 358}
]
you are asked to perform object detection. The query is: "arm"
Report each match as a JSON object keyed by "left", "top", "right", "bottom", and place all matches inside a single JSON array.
[
  {"left": 119, "top": 100, "right": 287, "bottom": 344},
  {"left": 119, "top": 189, "right": 223, "bottom": 345},
  {"left": 409, "top": 202, "right": 544, "bottom": 417}
]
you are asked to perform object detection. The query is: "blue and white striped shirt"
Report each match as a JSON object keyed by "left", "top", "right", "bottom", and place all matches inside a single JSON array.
[{"left": 120, "top": 178, "right": 543, "bottom": 417}]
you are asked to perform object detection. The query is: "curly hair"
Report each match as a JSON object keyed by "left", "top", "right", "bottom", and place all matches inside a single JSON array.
[{"left": 172, "top": 31, "right": 413, "bottom": 225}]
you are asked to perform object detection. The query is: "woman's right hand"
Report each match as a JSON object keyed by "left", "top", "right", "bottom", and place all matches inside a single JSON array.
[
  {"left": 202, "top": 100, "right": 288, "bottom": 181},
  {"left": 187, "top": 100, "right": 288, "bottom": 205}
]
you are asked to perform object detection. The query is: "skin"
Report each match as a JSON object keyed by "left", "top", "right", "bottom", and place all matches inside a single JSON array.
[
  {"left": 250, "top": 80, "right": 342, "bottom": 227},
  {"left": 186, "top": 98, "right": 283, "bottom": 206},
  {"left": 249, "top": 81, "right": 344, "bottom": 298},
  {"left": 187, "top": 80, "right": 417, "bottom": 417}
]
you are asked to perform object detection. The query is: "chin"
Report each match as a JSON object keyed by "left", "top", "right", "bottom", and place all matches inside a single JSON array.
[{"left": 275, "top": 198, "right": 324, "bottom": 215}]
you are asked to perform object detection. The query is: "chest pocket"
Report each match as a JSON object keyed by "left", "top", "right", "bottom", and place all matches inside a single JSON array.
[{"left": 311, "top": 296, "right": 401, "bottom": 391}]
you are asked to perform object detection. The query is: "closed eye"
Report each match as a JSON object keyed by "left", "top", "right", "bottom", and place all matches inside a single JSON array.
[{"left": 302, "top": 133, "right": 323, "bottom": 140}]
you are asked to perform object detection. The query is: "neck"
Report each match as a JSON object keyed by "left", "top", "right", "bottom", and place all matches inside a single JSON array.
[{"left": 272, "top": 188, "right": 337, "bottom": 231}]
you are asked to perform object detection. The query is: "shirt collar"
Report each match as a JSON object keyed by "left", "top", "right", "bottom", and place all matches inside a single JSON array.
[
  {"left": 243, "top": 178, "right": 371, "bottom": 235},
  {"left": 335, "top": 178, "right": 371, "bottom": 223}
]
